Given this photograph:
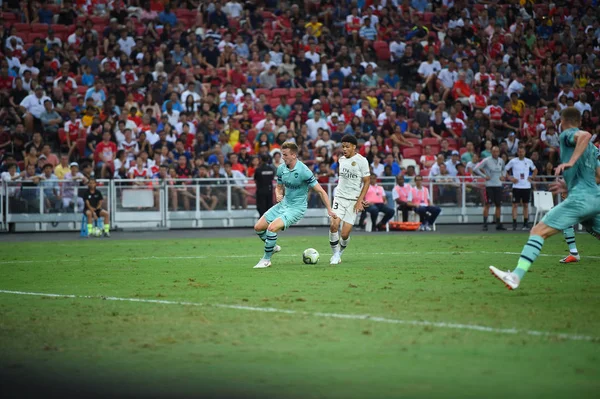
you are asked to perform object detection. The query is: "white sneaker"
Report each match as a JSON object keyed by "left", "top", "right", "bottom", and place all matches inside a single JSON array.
[
  {"left": 489, "top": 266, "right": 520, "bottom": 290},
  {"left": 425, "top": 224, "right": 432, "bottom": 231},
  {"left": 273, "top": 245, "right": 281, "bottom": 253},
  {"left": 330, "top": 252, "right": 342, "bottom": 265},
  {"left": 253, "top": 259, "right": 272, "bottom": 269}
]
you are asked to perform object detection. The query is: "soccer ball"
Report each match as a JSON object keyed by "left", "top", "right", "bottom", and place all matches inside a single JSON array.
[
  {"left": 93, "top": 227, "right": 102, "bottom": 237},
  {"left": 302, "top": 248, "right": 320, "bottom": 264}
]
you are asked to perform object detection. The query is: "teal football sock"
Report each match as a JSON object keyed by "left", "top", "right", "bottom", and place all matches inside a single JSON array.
[
  {"left": 256, "top": 230, "right": 267, "bottom": 242},
  {"left": 563, "top": 228, "right": 578, "bottom": 254},
  {"left": 263, "top": 231, "right": 278, "bottom": 261},
  {"left": 514, "top": 235, "right": 544, "bottom": 279}
]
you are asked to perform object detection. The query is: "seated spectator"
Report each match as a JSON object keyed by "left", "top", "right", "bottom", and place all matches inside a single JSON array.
[
  {"left": 359, "top": 175, "right": 395, "bottom": 231},
  {"left": 412, "top": 175, "right": 441, "bottom": 231},
  {"left": 393, "top": 175, "right": 416, "bottom": 222}
]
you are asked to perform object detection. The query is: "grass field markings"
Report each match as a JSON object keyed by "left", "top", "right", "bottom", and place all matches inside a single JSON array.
[
  {"left": 0, "top": 289, "right": 597, "bottom": 343},
  {"left": 1, "top": 251, "right": 599, "bottom": 265}
]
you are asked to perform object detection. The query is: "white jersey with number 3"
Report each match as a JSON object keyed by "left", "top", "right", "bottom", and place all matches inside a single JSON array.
[{"left": 335, "top": 154, "right": 370, "bottom": 200}]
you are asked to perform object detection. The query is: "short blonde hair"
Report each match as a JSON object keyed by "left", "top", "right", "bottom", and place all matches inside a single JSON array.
[{"left": 281, "top": 142, "right": 299, "bottom": 154}]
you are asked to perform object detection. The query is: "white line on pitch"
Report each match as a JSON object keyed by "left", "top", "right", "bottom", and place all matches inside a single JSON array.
[
  {"left": 0, "top": 289, "right": 596, "bottom": 342},
  {"left": 1, "top": 250, "right": 599, "bottom": 265}
]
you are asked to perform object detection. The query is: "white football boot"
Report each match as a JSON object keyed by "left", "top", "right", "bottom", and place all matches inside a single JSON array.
[
  {"left": 489, "top": 266, "right": 520, "bottom": 290},
  {"left": 330, "top": 252, "right": 342, "bottom": 265},
  {"left": 253, "top": 259, "right": 272, "bottom": 269},
  {"left": 273, "top": 245, "right": 281, "bottom": 254}
]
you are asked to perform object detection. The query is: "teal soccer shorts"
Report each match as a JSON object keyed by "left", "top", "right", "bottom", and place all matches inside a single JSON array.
[
  {"left": 264, "top": 203, "right": 306, "bottom": 230},
  {"left": 542, "top": 194, "right": 600, "bottom": 233}
]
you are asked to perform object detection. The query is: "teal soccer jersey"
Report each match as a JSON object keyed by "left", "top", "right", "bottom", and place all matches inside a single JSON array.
[
  {"left": 559, "top": 127, "right": 600, "bottom": 197},
  {"left": 276, "top": 161, "right": 318, "bottom": 209},
  {"left": 542, "top": 128, "right": 600, "bottom": 232},
  {"left": 264, "top": 161, "right": 318, "bottom": 230}
]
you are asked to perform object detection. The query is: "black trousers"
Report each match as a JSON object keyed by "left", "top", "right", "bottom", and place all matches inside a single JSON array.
[
  {"left": 256, "top": 192, "right": 273, "bottom": 217},
  {"left": 398, "top": 203, "right": 415, "bottom": 222}
]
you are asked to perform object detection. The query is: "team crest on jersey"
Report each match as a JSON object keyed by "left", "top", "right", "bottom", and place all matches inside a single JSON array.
[
  {"left": 294, "top": 173, "right": 299, "bottom": 178},
  {"left": 351, "top": 161, "right": 356, "bottom": 166}
]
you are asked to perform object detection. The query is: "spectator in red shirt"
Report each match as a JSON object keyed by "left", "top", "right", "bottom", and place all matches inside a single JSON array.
[{"left": 94, "top": 131, "right": 117, "bottom": 179}]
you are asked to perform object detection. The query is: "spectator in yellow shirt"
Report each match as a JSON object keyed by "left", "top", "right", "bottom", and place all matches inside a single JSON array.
[
  {"left": 305, "top": 15, "right": 323, "bottom": 38},
  {"left": 510, "top": 93, "right": 525, "bottom": 116},
  {"left": 54, "top": 154, "right": 71, "bottom": 179}
]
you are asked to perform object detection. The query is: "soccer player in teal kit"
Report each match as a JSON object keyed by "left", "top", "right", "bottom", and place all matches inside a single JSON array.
[
  {"left": 490, "top": 107, "right": 600, "bottom": 289},
  {"left": 253, "top": 142, "right": 337, "bottom": 269}
]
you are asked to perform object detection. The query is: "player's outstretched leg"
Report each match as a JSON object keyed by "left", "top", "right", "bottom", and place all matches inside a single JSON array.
[
  {"left": 254, "top": 216, "right": 280, "bottom": 263},
  {"left": 560, "top": 227, "right": 580, "bottom": 263},
  {"left": 490, "top": 222, "right": 558, "bottom": 290},
  {"left": 254, "top": 218, "right": 285, "bottom": 269}
]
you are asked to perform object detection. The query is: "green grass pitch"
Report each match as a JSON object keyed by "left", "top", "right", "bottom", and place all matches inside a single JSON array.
[{"left": 0, "top": 232, "right": 599, "bottom": 398}]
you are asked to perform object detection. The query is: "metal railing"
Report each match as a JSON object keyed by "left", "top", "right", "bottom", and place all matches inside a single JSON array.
[{"left": 0, "top": 176, "right": 562, "bottom": 232}]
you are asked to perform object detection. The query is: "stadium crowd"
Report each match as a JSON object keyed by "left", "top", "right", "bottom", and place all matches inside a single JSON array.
[{"left": 1, "top": 0, "right": 600, "bottom": 220}]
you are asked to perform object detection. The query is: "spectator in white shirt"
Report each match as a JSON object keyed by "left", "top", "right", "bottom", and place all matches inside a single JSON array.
[
  {"left": 506, "top": 76, "right": 524, "bottom": 97},
  {"left": 437, "top": 61, "right": 458, "bottom": 101},
  {"left": 117, "top": 30, "right": 136, "bottom": 56},
  {"left": 445, "top": 151, "right": 460, "bottom": 176},
  {"left": 305, "top": 112, "right": 329, "bottom": 140},
  {"left": 19, "top": 86, "right": 51, "bottom": 134},
  {"left": 574, "top": 93, "right": 592, "bottom": 114},
  {"left": 224, "top": 0, "right": 244, "bottom": 18},
  {"left": 418, "top": 53, "right": 442, "bottom": 98}
]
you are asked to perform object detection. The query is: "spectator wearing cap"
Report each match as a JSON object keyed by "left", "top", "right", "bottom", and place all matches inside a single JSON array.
[
  {"left": 445, "top": 150, "right": 461, "bottom": 176},
  {"left": 308, "top": 99, "right": 326, "bottom": 119},
  {"left": 61, "top": 162, "right": 87, "bottom": 211}
]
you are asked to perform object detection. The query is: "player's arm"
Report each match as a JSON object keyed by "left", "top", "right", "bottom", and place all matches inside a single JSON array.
[
  {"left": 555, "top": 130, "right": 593, "bottom": 175},
  {"left": 472, "top": 159, "right": 489, "bottom": 180},
  {"left": 529, "top": 162, "right": 538, "bottom": 181},
  {"left": 354, "top": 176, "right": 370, "bottom": 213},
  {"left": 275, "top": 165, "right": 284, "bottom": 202},
  {"left": 311, "top": 182, "right": 337, "bottom": 219}
]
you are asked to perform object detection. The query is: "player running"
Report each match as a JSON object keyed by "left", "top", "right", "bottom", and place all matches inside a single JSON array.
[
  {"left": 490, "top": 107, "right": 600, "bottom": 289},
  {"left": 253, "top": 142, "right": 337, "bottom": 269},
  {"left": 329, "top": 135, "right": 370, "bottom": 265},
  {"left": 552, "top": 146, "right": 600, "bottom": 263}
]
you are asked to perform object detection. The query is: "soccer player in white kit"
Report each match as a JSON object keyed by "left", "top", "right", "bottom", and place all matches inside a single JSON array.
[
  {"left": 329, "top": 135, "right": 371, "bottom": 265},
  {"left": 505, "top": 146, "right": 537, "bottom": 230}
]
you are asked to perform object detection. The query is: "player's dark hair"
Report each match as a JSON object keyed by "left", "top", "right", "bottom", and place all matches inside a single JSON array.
[
  {"left": 341, "top": 134, "right": 358, "bottom": 146},
  {"left": 561, "top": 107, "right": 581, "bottom": 125}
]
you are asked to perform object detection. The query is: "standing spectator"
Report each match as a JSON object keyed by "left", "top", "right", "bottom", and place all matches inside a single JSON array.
[
  {"left": 505, "top": 146, "right": 537, "bottom": 231},
  {"left": 473, "top": 146, "right": 506, "bottom": 231},
  {"left": 359, "top": 175, "right": 395, "bottom": 231}
]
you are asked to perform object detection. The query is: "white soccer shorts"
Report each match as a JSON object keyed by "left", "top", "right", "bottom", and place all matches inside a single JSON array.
[{"left": 332, "top": 197, "right": 358, "bottom": 225}]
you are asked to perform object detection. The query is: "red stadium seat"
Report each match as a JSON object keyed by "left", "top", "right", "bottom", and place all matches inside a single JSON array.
[
  {"left": 402, "top": 147, "right": 422, "bottom": 161},
  {"left": 373, "top": 40, "right": 387, "bottom": 51},
  {"left": 375, "top": 47, "right": 390, "bottom": 61},
  {"left": 422, "top": 138, "right": 439, "bottom": 147},
  {"left": 272, "top": 88, "right": 289, "bottom": 98},
  {"left": 12, "top": 22, "right": 31, "bottom": 32},
  {"left": 406, "top": 138, "right": 421, "bottom": 147},
  {"left": 255, "top": 88, "right": 271, "bottom": 97},
  {"left": 269, "top": 98, "right": 279, "bottom": 109},
  {"left": 76, "top": 138, "right": 87, "bottom": 157},
  {"left": 446, "top": 138, "right": 458, "bottom": 148},
  {"left": 289, "top": 88, "right": 304, "bottom": 98},
  {"left": 31, "top": 23, "right": 49, "bottom": 33},
  {"left": 420, "top": 168, "right": 430, "bottom": 177},
  {"left": 459, "top": 147, "right": 468, "bottom": 156}
]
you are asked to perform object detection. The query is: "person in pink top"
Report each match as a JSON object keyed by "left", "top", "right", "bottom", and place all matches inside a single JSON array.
[
  {"left": 359, "top": 175, "right": 395, "bottom": 231},
  {"left": 412, "top": 175, "right": 441, "bottom": 231},
  {"left": 392, "top": 175, "right": 416, "bottom": 222}
]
